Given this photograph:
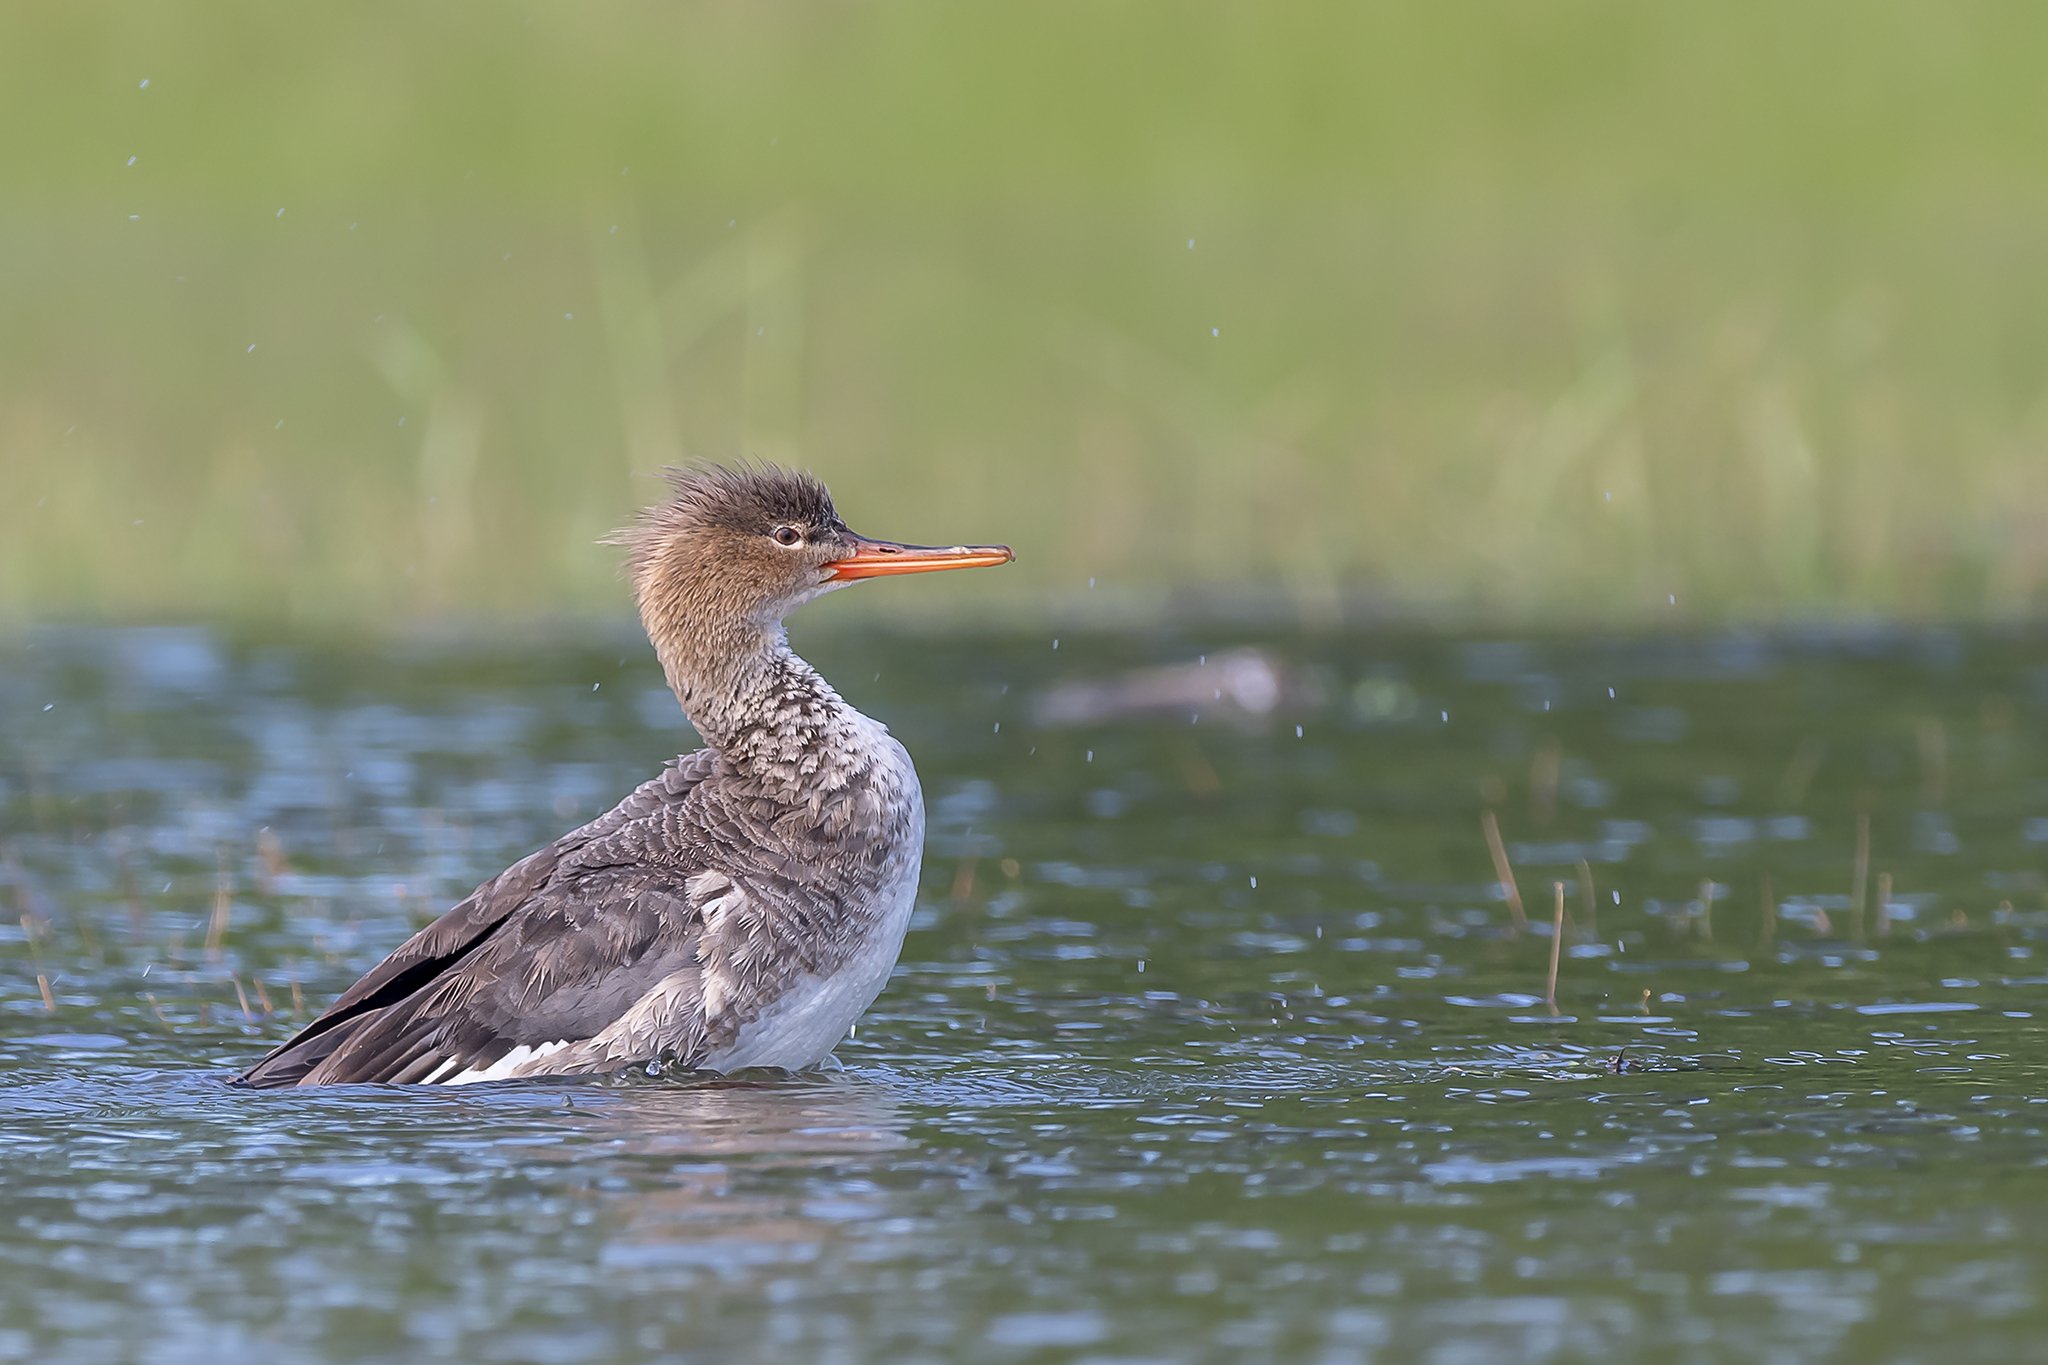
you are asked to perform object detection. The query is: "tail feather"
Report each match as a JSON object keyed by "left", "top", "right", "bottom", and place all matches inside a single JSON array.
[{"left": 233, "top": 1011, "right": 375, "bottom": 1088}]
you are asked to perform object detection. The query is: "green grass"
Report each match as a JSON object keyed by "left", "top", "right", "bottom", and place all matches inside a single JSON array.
[{"left": 5, "top": 3, "right": 2048, "bottom": 626}]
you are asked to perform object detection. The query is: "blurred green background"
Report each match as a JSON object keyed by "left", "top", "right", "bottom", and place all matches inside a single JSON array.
[{"left": 4, "top": 3, "right": 2047, "bottom": 627}]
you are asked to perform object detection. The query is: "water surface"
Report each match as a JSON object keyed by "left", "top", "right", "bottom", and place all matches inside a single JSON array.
[{"left": 4, "top": 623, "right": 2047, "bottom": 1362}]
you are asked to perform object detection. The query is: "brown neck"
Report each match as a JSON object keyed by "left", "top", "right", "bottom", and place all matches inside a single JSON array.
[
  {"left": 647, "top": 611, "right": 857, "bottom": 781},
  {"left": 643, "top": 608, "right": 768, "bottom": 748}
]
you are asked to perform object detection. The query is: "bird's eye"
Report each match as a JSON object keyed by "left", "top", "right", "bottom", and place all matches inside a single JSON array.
[{"left": 772, "top": 525, "right": 803, "bottom": 547}]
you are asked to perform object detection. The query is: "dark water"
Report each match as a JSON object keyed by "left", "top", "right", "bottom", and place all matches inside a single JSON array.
[{"left": 4, "top": 622, "right": 2048, "bottom": 1363}]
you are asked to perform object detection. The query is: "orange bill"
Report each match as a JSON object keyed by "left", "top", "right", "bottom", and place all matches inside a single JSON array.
[{"left": 823, "top": 534, "right": 1015, "bottom": 581}]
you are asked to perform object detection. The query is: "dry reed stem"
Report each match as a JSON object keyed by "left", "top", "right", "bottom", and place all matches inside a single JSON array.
[
  {"left": 1481, "top": 808, "right": 1528, "bottom": 932},
  {"left": 231, "top": 975, "right": 253, "bottom": 1022},
  {"left": 20, "top": 912, "right": 53, "bottom": 1012},
  {"left": 207, "top": 849, "right": 233, "bottom": 958},
  {"left": 1876, "top": 871, "right": 1893, "bottom": 939},
  {"left": 951, "top": 856, "right": 979, "bottom": 902},
  {"left": 1546, "top": 882, "right": 1565, "bottom": 1012},
  {"left": 1576, "top": 858, "right": 1597, "bottom": 939},
  {"left": 257, "top": 827, "right": 292, "bottom": 889}
]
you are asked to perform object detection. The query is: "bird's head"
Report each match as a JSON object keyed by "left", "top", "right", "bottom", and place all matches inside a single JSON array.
[{"left": 610, "top": 462, "right": 1013, "bottom": 654}]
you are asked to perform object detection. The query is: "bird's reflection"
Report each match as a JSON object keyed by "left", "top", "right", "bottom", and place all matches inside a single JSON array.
[
  {"left": 549, "top": 1068, "right": 910, "bottom": 1159},
  {"left": 508, "top": 1069, "right": 915, "bottom": 1261}
]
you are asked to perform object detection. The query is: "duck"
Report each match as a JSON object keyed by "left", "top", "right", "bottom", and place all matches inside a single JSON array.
[{"left": 235, "top": 463, "right": 1011, "bottom": 1087}]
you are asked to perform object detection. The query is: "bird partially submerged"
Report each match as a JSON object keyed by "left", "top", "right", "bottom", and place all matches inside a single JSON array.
[{"left": 236, "top": 464, "right": 1012, "bottom": 1087}]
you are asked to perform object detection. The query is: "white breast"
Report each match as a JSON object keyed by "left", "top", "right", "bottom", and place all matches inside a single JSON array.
[
  {"left": 697, "top": 875, "right": 915, "bottom": 1072},
  {"left": 701, "top": 725, "right": 923, "bottom": 1072}
]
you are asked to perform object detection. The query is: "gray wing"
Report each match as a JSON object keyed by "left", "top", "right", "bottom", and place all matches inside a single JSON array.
[{"left": 234, "top": 752, "right": 719, "bottom": 1088}]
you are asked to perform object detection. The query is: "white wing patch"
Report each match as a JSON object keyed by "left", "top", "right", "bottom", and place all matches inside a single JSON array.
[{"left": 436, "top": 1040, "right": 572, "bottom": 1086}]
